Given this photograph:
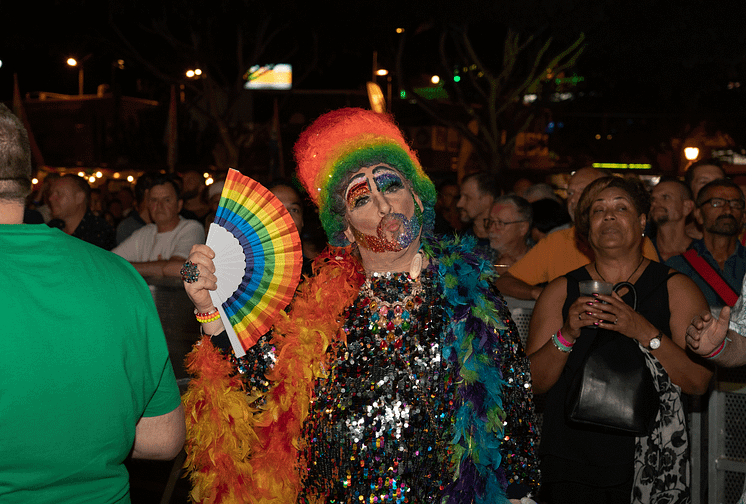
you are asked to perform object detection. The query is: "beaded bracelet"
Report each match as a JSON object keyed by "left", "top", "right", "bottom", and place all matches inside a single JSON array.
[
  {"left": 705, "top": 338, "right": 729, "bottom": 360},
  {"left": 551, "top": 331, "right": 573, "bottom": 353},
  {"left": 195, "top": 307, "right": 221, "bottom": 324}
]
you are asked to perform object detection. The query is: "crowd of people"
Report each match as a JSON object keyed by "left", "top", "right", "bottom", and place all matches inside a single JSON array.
[{"left": 7, "top": 101, "right": 746, "bottom": 504}]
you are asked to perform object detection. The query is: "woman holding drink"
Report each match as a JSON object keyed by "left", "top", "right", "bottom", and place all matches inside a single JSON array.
[{"left": 527, "top": 176, "right": 712, "bottom": 503}]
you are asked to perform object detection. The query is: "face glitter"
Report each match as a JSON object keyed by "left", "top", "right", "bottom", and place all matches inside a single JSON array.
[
  {"left": 345, "top": 175, "right": 370, "bottom": 209},
  {"left": 344, "top": 165, "right": 423, "bottom": 253}
]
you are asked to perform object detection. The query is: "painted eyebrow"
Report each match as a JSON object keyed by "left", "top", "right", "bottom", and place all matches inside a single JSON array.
[
  {"left": 345, "top": 174, "right": 368, "bottom": 199},
  {"left": 371, "top": 168, "right": 403, "bottom": 190},
  {"left": 345, "top": 179, "right": 371, "bottom": 207}
]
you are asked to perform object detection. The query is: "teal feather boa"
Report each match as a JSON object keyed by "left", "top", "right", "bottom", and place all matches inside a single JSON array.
[{"left": 424, "top": 234, "right": 511, "bottom": 504}]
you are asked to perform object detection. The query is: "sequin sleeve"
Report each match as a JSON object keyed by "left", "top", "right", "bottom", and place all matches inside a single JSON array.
[
  {"left": 210, "top": 330, "right": 277, "bottom": 404},
  {"left": 490, "top": 286, "right": 541, "bottom": 499}
]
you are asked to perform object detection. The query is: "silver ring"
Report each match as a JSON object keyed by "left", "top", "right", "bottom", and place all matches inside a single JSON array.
[
  {"left": 614, "top": 317, "right": 618, "bottom": 324},
  {"left": 578, "top": 313, "right": 582, "bottom": 320}
]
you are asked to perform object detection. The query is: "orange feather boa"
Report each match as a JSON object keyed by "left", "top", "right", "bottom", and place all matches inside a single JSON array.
[{"left": 183, "top": 248, "right": 365, "bottom": 504}]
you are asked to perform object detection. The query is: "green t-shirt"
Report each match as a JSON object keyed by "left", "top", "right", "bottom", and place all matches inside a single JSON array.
[{"left": 0, "top": 225, "right": 182, "bottom": 503}]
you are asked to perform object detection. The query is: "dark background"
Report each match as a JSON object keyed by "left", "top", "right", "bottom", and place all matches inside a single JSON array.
[{"left": 3, "top": 0, "right": 746, "bottom": 178}]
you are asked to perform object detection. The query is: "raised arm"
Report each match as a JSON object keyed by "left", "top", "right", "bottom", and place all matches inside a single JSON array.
[
  {"left": 182, "top": 244, "right": 227, "bottom": 335},
  {"left": 687, "top": 306, "right": 746, "bottom": 367}
]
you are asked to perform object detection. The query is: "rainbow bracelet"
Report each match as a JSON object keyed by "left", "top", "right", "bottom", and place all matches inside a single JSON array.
[
  {"left": 195, "top": 307, "right": 221, "bottom": 324},
  {"left": 705, "top": 338, "right": 729, "bottom": 360}
]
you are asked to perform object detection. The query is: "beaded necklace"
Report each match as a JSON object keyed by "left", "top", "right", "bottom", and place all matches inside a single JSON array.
[{"left": 359, "top": 271, "right": 424, "bottom": 343}]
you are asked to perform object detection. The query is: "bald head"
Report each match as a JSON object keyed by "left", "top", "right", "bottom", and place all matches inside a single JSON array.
[{"left": 566, "top": 167, "right": 604, "bottom": 221}]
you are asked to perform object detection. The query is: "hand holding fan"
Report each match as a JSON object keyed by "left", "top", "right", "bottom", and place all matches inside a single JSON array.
[{"left": 207, "top": 169, "right": 303, "bottom": 357}]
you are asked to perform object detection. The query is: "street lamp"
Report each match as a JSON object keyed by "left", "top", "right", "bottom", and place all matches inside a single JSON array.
[
  {"left": 67, "top": 55, "right": 91, "bottom": 95},
  {"left": 684, "top": 147, "right": 700, "bottom": 161}
]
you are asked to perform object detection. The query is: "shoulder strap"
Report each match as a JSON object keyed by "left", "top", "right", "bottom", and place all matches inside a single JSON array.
[
  {"left": 634, "top": 268, "right": 680, "bottom": 315},
  {"left": 682, "top": 248, "right": 739, "bottom": 306}
]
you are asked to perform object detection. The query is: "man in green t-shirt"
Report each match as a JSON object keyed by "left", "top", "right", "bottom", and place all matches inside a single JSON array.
[{"left": 0, "top": 104, "right": 185, "bottom": 503}]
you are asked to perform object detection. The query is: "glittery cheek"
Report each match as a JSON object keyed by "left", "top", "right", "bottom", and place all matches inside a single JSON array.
[{"left": 345, "top": 178, "right": 371, "bottom": 211}]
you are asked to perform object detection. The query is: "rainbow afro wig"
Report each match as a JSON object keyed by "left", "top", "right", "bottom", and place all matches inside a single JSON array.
[{"left": 294, "top": 107, "right": 436, "bottom": 247}]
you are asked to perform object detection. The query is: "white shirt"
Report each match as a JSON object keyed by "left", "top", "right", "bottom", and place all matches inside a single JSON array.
[{"left": 113, "top": 216, "right": 205, "bottom": 262}]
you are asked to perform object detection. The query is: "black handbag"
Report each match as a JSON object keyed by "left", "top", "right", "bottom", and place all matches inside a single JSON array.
[{"left": 565, "top": 282, "right": 659, "bottom": 436}]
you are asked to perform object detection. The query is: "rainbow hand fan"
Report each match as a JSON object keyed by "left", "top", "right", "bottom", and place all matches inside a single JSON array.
[{"left": 207, "top": 169, "right": 302, "bottom": 357}]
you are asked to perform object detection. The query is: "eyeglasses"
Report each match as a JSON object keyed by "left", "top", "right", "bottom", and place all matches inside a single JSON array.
[
  {"left": 700, "top": 197, "right": 746, "bottom": 210},
  {"left": 483, "top": 218, "right": 527, "bottom": 229}
]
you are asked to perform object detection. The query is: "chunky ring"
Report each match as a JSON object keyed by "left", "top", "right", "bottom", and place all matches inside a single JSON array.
[
  {"left": 614, "top": 317, "right": 618, "bottom": 324},
  {"left": 180, "top": 260, "right": 200, "bottom": 283}
]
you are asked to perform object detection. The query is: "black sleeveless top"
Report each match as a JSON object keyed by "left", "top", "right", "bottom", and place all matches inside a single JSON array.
[{"left": 540, "top": 261, "right": 675, "bottom": 487}]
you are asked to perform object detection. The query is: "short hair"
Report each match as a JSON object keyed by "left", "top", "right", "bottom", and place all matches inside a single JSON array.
[
  {"left": 462, "top": 171, "right": 501, "bottom": 200},
  {"left": 149, "top": 173, "right": 181, "bottom": 199},
  {"left": 134, "top": 172, "right": 156, "bottom": 204},
  {"left": 531, "top": 198, "right": 570, "bottom": 234},
  {"left": 684, "top": 158, "right": 725, "bottom": 189},
  {"left": 575, "top": 176, "right": 651, "bottom": 247},
  {"left": 655, "top": 177, "right": 693, "bottom": 201},
  {"left": 59, "top": 174, "right": 91, "bottom": 206},
  {"left": 696, "top": 178, "right": 744, "bottom": 207},
  {"left": 493, "top": 194, "right": 533, "bottom": 242},
  {"left": 0, "top": 104, "right": 32, "bottom": 202}
]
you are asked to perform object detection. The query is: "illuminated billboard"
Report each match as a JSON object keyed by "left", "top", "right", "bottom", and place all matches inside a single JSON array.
[{"left": 244, "top": 64, "right": 292, "bottom": 90}]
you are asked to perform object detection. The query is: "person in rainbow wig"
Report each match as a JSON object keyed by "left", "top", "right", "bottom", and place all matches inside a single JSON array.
[{"left": 181, "top": 107, "right": 540, "bottom": 504}]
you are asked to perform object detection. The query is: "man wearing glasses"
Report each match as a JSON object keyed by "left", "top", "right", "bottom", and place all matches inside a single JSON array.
[
  {"left": 668, "top": 179, "right": 746, "bottom": 309},
  {"left": 486, "top": 195, "right": 533, "bottom": 273}
]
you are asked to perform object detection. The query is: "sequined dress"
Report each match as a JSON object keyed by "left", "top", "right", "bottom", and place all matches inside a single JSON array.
[
  {"left": 202, "top": 238, "right": 540, "bottom": 503},
  {"left": 300, "top": 270, "right": 450, "bottom": 502}
]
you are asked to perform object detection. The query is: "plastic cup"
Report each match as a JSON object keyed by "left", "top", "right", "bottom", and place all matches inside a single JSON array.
[
  {"left": 578, "top": 280, "right": 614, "bottom": 297},
  {"left": 578, "top": 280, "right": 613, "bottom": 328}
]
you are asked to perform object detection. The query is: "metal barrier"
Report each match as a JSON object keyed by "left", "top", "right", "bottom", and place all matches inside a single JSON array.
[
  {"left": 709, "top": 366, "right": 746, "bottom": 504},
  {"left": 147, "top": 276, "right": 200, "bottom": 380},
  {"left": 503, "top": 295, "right": 534, "bottom": 350}
]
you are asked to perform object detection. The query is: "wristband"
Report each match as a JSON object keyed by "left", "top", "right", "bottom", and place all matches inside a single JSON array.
[
  {"left": 551, "top": 332, "right": 573, "bottom": 353},
  {"left": 705, "top": 338, "right": 729, "bottom": 360},
  {"left": 195, "top": 307, "right": 221, "bottom": 324},
  {"left": 556, "top": 329, "right": 575, "bottom": 348}
]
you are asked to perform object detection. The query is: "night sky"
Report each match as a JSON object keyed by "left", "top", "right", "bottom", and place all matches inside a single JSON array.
[{"left": 3, "top": 0, "right": 746, "bottom": 158}]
